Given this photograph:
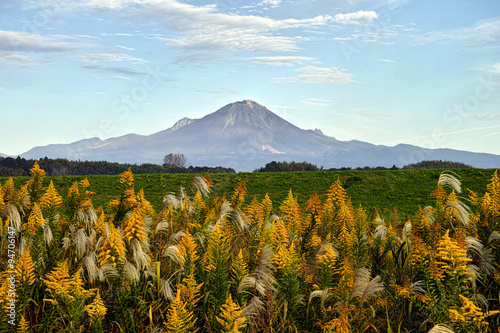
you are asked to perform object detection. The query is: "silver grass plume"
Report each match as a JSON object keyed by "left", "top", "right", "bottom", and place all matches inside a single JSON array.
[
  {"left": 192, "top": 175, "right": 210, "bottom": 197},
  {"left": 163, "top": 245, "right": 181, "bottom": 264},
  {"left": 428, "top": 325, "right": 455, "bottom": 333},
  {"left": 233, "top": 210, "right": 250, "bottom": 233},
  {"left": 83, "top": 252, "right": 99, "bottom": 283},
  {"left": 350, "top": 268, "right": 384, "bottom": 302},
  {"left": 489, "top": 231, "right": 500, "bottom": 243},
  {"left": 409, "top": 280, "right": 427, "bottom": 296},
  {"left": 131, "top": 238, "right": 150, "bottom": 270},
  {"left": 465, "top": 236, "right": 496, "bottom": 276},
  {"left": 155, "top": 220, "right": 169, "bottom": 234},
  {"left": 466, "top": 264, "right": 481, "bottom": 283},
  {"left": 444, "top": 200, "right": 471, "bottom": 227},
  {"left": 123, "top": 260, "right": 140, "bottom": 283},
  {"left": 374, "top": 222, "right": 387, "bottom": 240},
  {"left": 241, "top": 296, "right": 264, "bottom": 321},
  {"left": 18, "top": 236, "right": 27, "bottom": 255},
  {"left": 238, "top": 276, "right": 266, "bottom": 297},
  {"left": 308, "top": 288, "right": 329, "bottom": 310},
  {"left": 18, "top": 191, "right": 30, "bottom": 212},
  {"left": 402, "top": 221, "right": 412, "bottom": 244},
  {"left": 169, "top": 230, "right": 185, "bottom": 244},
  {"left": 62, "top": 236, "right": 71, "bottom": 251},
  {"left": 43, "top": 224, "right": 53, "bottom": 246},
  {"left": 5, "top": 203, "right": 22, "bottom": 232},
  {"left": 98, "top": 263, "right": 119, "bottom": 282},
  {"left": 75, "top": 228, "right": 89, "bottom": 259},
  {"left": 193, "top": 232, "right": 205, "bottom": 248},
  {"left": 163, "top": 193, "right": 181, "bottom": 210},
  {"left": 217, "top": 200, "right": 233, "bottom": 226},
  {"left": 161, "top": 279, "right": 175, "bottom": 302},
  {"left": 238, "top": 245, "right": 276, "bottom": 297},
  {"left": 438, "top": 171, "right": 462, "bottom": 194}
]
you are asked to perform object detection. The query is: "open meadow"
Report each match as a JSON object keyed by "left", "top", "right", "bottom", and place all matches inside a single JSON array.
[{"left": 0, "top": 164, "right": 499, "bottom": 332}]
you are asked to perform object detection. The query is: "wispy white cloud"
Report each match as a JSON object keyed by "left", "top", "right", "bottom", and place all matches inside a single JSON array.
[
  {"left": 81, "top": 52, "right": 148, "bottom": 64},
  {"left": 249, "top": 56, "right": 314, "bottom": 66},
  {"left": 414, "top": 18, "right": 500, "bottom": 45},
  {"left": 257, "top": 0, "right": 282, "bottom": 8},
  {"left": 379, "top": 58, "right": 395, "bottom": 63},
  {"left": 76, "top": 0, "right": 377, "bottom": 53},
  {"left": 301, "top": 97, "right": 334, "bottom": 108},
  {"left": 333, "top": 11, "right": 378, "bottom": 24},
  {"left": 276, "top": 65, "right": 353, "bottom": 84},
  {"left": 81, "top": 63, "right": 146, "bottom": 76},
  {"left": 0, "top": 30, "right": 88, "bottom": 52},
  {"left": 0, "top": 51, "right": 36, "bottom": 66}
]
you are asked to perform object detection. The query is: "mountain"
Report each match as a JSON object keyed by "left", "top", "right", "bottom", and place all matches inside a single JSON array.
[{"left": 19, "top": 100, "right": 500, "bottom": 171}]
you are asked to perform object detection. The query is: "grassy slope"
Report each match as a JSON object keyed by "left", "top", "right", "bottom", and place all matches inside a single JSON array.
[{"left": 2, "top": 168, "right": 496, "bottom": 218}]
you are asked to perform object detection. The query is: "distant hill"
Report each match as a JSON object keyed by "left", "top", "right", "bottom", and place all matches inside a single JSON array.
[{"left": 18, "top": 100, "right": 500, "bottom": 171}]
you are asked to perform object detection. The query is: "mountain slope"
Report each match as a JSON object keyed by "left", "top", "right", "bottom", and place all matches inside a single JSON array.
[{"left": 18, "top": 100, "right": 500, "bottom": 171}]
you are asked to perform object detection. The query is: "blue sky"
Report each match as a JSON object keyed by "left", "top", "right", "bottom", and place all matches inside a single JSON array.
[{"left": 1, "top": 0, "right": 499, "bottom": 158}]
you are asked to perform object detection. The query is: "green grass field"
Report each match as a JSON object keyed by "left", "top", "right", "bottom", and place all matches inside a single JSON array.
[{"left": 2, "top": 168, "right": 496, "bottom": 218}]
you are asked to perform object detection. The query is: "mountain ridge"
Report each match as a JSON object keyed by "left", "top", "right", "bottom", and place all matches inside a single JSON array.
[{"left": 9, "top": 100, "right": 500, "bottom": 171}]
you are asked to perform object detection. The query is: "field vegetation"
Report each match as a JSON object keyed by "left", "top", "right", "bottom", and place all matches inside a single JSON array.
[{"left": 0, "top": 163, "right": 499, "bottom": 332}]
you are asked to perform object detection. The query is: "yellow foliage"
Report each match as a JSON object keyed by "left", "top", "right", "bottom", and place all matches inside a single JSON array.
[
  {"left": 123, "top": 208, "right": 148, "bottom": 243},
  {"left": 231, "top": 180, "right": 247, "bottom": 210},
  {"left": 178, "top": 271, "right": 203, "bottom": 312},
  {"left": 317, "top": 243, "right": 337, "bottom": 267},
  {"left": 279, "top": 189, "right": 302, "bottom": 234},
  {"left": 449, "top": 294, "right": 500, "bottom": 326},
  {"left": 203, "top": 223, "right": 230, "bottom": 272},
  {"left": 435, "top": 230, "right": 473, "bottom": 280},
  {"left": 85, "top": 291, "right": 107, "bottom": 324},
  {"left": 97, "top": 218, "right": 126, "bottom": 267},
  {"left": 25, "top": 203, "right": 44, "bottom": 235},
  {"left": 270, "top": 217, "right": 289, "bottom": 248},
  {"left": 42, "top": 261, "right": 93, "bottom": 303},
  {"left": 17, "top": 315, "right": 30, "bottom": 333},
  {"left": 40, "top": 180, "right": 63, "bottom": 211},
  {"left": 16, "top": 248, "right": 35, "bottom": 286},
  {"left": 216, "top": 294, "right": 246, "bottom": 333},
  {"left": 3, "top": 177, "right": 16, "bottom": 202},
  {"left": 231, "top": 249, "right": 249, "bottom": 285},
  {"left": 164, "top": 289, "right": 198, "bottom": 333},
  {"left": 119, "top": 167, "right": 134, "bottom": 187},
  {"left": 176, "top": 230, "right": 199, "bottom": 265},
  {"left": 305, "top": 191, "right": 323, "bottom": 216},
  {"left": 192, "top": 190, "right": 206, "bottom": 210}
]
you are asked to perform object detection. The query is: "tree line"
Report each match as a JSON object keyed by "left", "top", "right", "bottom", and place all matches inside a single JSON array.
[
  {"left": 0, "top": 156, "right": 234, "bottom": 177},
  {"left": 255, "top": 160, "right": 472, "bottom": 172},
  {"left": 0, "top": 156, "right": 473, "bottom": 177}
]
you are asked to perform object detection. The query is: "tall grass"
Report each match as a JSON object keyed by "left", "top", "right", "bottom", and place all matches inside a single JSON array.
[{"left": 0, "top": 163, "right": 499, "bottom": 332}]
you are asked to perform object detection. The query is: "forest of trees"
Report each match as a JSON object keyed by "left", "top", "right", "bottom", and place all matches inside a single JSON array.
[
  {"left": 403, "top": 160, "right": 473, "bottom": 170},
  {"left": 0, "top": 157, "right": 234, "bottom": 177},
  {"left": 0, "top": 156, "right": 476, "bottom": 177}
]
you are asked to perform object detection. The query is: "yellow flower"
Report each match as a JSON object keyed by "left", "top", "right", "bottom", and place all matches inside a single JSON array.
[
  {"left": 85, "top": 291, "right": 107, "bottom": 324},
  {"left": 176, "top": 230, "right": 199, "bottom": 265},
  {"left": 25, "top": 203, "right": 44, "bottom": 235},
  {"left": 317, "top": 244, "right": 337, "bottom": 267},
  {"left": 164, "top": 289, "right": 198, "bottom": 333},
  {"left": 16, "top": 249, "right": 35, "bottom": 286},
  {"left": 435, "top": 230, "right": 473, "bottom": 280},
  {"left": 216, "top": 294, "right": 246, "bottom": 333},
  {"left": 40, "top": 180, "right": 63, "bottom": 211}
]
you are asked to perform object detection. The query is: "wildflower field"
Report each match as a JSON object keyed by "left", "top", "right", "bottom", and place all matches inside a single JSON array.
[{"left": 0, "top": 163, "right": 499, "bottom": 332}]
